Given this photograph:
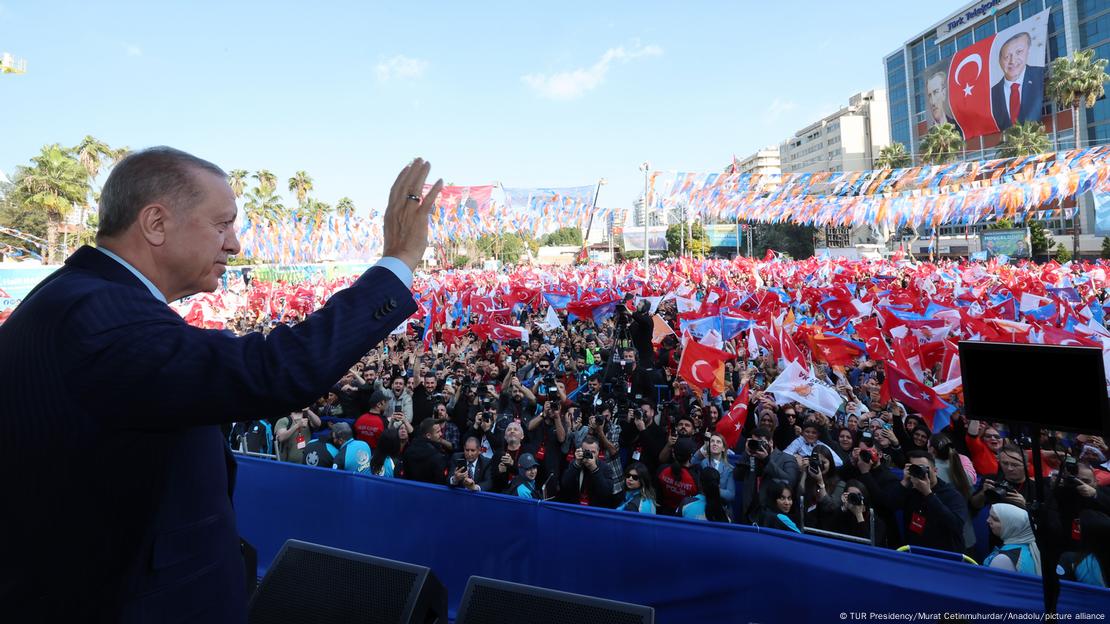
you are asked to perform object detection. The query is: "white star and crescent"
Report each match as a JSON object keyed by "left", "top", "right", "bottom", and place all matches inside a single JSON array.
[{"left": 954, "top": 53, "right": 982, "bottom": 98}]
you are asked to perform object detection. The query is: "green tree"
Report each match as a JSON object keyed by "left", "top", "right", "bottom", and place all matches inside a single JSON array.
[
  {"left": 0, "top": 180, "right": 47, "bottom": 257},
  {"left": 752, "top": 223, "right": 815, "bottom": 259},
  {"left": 288, "top": 170, "right": 314, "bottom": 207},
  {"left": 336, "top": 197, "right": 356, "bottom": 218},
  {"left": 1028, "top": 219, "right": 1056, "bottom": 259},
  {"left": 987, "top": 218, "right": 1015, "bottom": 230},
  {"left": 12, "top": 144, "right": 88, "bottom": 262},
  {"left": 665, "top": 222, "right": 710, "bottom": 257},
  {"left": 303, "top": 198, "right": 332, "bottom": 221},
  {"left": 253, "top": 170, "right": 278, "bottom": 195},
  {"left": 919, "top": 123, "right": 965, "bottom": 165},
  {"left": 996, "top": 121, "right": 1051, "bottom": 159},
  {"left": 539, "top": 227, "right": 582, "bottom": 247},
  {"left": 1053, "top": 243, "right": 1072, "bottom": 262},
  {"left": 1101, "top": 237, "right": 1110, "bottom": 260},
  {"left": 228, "top": 169, "right": 249, "bottom": 199},
  {"left": 1047, "top": 49, "right": 1110, "bottom": 150},
  {"left": 875, "top": 143, "right": 912, "bottom": 168},
  {"left": 72, "top": 135, "right": 114, "bottom": 181},
  {"left": 243, "top": 185, "right": 286, "bottom": 224}
]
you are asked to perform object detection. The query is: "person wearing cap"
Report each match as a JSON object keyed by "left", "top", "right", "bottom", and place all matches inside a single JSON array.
[
  {"left": 656, "top": 437, "right": 700, "bottom": 516},
  {"left": 658, "top": 413, "right": 697, "bottom": 465},
  {"left": 354, "top": 390, "right": 390, "bottom": 449},
  {"left": 332, "top": 422, "right": 373, "bottom": 475},
  {"left": 509, "top": 453, "right": 542, "bottom": 499}
]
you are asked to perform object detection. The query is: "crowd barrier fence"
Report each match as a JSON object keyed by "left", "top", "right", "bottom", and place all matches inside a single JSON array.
[{"left": 233, "top": 456, "right": 1110, "bottom": 622}]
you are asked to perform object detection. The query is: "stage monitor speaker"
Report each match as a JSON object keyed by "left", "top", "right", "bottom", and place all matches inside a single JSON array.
[
  {"left": 247, "top": 539, "right": 447, "bottom": 624},
  {"left": 959, "top": 341, "right": 1109, "bottom": 434},
  {"left": 455, "top": 576, "right": 654, "bottom": 624}
]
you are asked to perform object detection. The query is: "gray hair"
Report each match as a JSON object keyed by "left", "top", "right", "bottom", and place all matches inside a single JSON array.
[
  {"left": 97, "top": 146, "right": 226, "bottom": 239},
  {"left": 331, "top": 422, "right": 353, "bottom": 442}
]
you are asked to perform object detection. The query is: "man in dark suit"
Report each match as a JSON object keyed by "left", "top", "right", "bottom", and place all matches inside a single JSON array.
[
  {"left": 990, "top": 31, "right": 1045, "bottom": 133},
  {"left": 0, "top": 147, "right": 443, "bottom": 622},
  {"left": 448, "top": 435, "right": 495, "bottom": 492}
]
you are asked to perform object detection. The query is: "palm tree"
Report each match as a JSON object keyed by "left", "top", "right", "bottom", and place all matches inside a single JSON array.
[
  {"left": 252, "top": 170, "right": 277, "bottom": 195},
  {"left": 1047, "top": 49, "right": 1110, "bottom": 151},
  {"left": 72, "top": 135, "right": 113, "bottom": 181},
  {"left": 227, "top": 169, "right": 249, "bottom": 199},
  {"left": 336, "top": 197, "right": 355, "bottom": 218},
  {"left": 288, "top": 171, "right": 313, "bottom": 207},
  {"left": 875, "top": 143, "right": 912, "bottom": 169},
  {"left": 243, "top": 186, "right": 286, "bottom": 224},
  {"left": 1046, "top": 49, "right": 1109, "bottom": 257},
  {"left": 919, "top": 123, "right": 965, "bottom": 165},
  {"left": 304, "top": 198, "right": 332, "bottom": 221},
  {"left": 996, "top": 121, "right": 1051, "bottom": 159},
  {"left": 13, "top": 144, "right": 88, "bottom": 262}
]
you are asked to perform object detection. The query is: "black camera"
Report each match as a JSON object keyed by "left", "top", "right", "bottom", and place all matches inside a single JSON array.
[
  {"left": 992, "top": 480, "right": 1016, "bottom": 498},
  {"left": 480, "top": 396, "right": 495, "bottom": 409},
  {"left": 859, "top": 447, "right": 880, "bottom": 464},
  {"left": 807, "top": 454, "right": 822, "bottom": 475},
  {"left": 432, "top": 393, "right": 445, "bottom": 405},
  {"left": 581, "top": 449, "right": 594, "bottom": 461},
  {"left": 907, "top": 464, "right": 929, "bottom": 481},
  {"left": 860, "top": 431, "right": 874, "bottom": 446},
  {"left": 846, "top": 492, "right": 864, "bottom": 507},
  {"left": 745, "top": 438, "right": 767, "bottom": 454}
]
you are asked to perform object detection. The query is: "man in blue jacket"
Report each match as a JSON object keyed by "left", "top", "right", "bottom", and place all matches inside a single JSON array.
[{"left": 0, "top": 147, "right": 443, "bottom": 623}]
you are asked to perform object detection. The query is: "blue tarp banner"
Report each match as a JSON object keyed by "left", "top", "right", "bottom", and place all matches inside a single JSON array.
[{"left": 233, "top": 457, "right": 1110, "bottom": 622}]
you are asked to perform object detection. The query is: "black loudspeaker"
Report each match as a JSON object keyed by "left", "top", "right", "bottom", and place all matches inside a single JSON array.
[
  {"left": 959, "top": 341, "right": 1110, "bottom": 433},
  {"left": 248, "top": 539, "right": 447, "bottom": 624},
  {"left": 456, "top": 576, "right": 654, "bottom": 624}
]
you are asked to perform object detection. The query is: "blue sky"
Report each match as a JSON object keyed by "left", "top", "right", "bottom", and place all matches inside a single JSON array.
[{"left": 0, "top": 1, "right": 961, "bottom": 220}]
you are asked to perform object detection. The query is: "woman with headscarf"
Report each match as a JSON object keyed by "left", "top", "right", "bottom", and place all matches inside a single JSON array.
[{"left": 983, "top": 503, "right": 1041, "bottom": 576}]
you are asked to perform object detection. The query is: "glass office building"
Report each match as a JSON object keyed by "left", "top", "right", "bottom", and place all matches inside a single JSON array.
[{"left": 884, "top": 0, "right": 1109, "bottom": 244}]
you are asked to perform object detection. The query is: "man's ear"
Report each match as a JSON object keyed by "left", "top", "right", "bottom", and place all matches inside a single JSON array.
[{"left": 136, "top": 203, "right": 171, "bottom": 246}]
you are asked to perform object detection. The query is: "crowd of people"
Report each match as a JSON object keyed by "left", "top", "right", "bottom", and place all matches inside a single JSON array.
[{"left": 220, "top": 254, "right": 1110, "bottom": 588}]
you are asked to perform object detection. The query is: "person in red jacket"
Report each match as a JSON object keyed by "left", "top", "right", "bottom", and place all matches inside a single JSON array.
[{"left": 355, "top": 390, "right": 390, "bottom": 448}]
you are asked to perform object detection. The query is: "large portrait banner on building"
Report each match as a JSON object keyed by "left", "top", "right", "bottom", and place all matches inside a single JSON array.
[{"left": 947, "top": 9, "right": 1049, "bottom": 140}]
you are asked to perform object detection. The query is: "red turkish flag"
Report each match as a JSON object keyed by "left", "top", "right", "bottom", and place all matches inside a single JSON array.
[
  {"left": 808, "top": 333, "right": 864, "bottom": 367},
  {"left": 855, "top": 318, "right": 892, "bottom": 360},
  {"left": 716, "top": 383, "right": 750, "bottom": 448},
  {"left": 488, "top": 322, "right": 528, "bottom": 342},
  {"left": 677, "top": 340, "right": 735, "bottom": 396},
  {"left": 881, "top": 362, "right": 953, "bottom": 432},
  {"left": 948, "top": 35, "right": 999, "bottom": 140}
]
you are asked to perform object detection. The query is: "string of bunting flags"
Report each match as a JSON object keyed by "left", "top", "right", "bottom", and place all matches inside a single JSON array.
[{"left": 650, "top": 146, "right": 1110, "bottom": 230}]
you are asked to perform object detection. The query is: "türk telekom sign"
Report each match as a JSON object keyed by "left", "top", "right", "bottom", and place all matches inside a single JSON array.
[{"left": 935, "top": 0, "right": 1019, "bottom": 42}]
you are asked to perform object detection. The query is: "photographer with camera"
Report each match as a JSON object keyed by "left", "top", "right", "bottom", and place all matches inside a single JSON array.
[
  {"left": 820, "top": 479, "right": 887, "bottom": 546},
  {"left": 970, "top": 442, "right": 1038, "bottom": 512},
  {"left": 499, "top": 372, "right": 538, "bottom": 421},
  {"left": 621, "top": 398, "right": 668, "bottom": 476},
  {"left": 1053, "top": 458, "right": 1110, "bottom": 553},
  {"left": 463, "top": 407, "right": 502, "bottom": 462},
  {"left": 529, "top": 399, "right": 568, "bottom": 481},
  {"left": 604, "top": 347, "right": 663, "bottom": 410},
  {"left": 559, "top": 437, "right": 616, "bottom": 507},
  {"left": 659, "top": 413, "right": 697, "bottom": 465},
  {"left": 567, "top": 403, "right": 621, "bottom": 469},
  {"left": 736, "top": 428, "right": 801, "bottom": 524},
  {"left": 871, "top": 451, "right": 968, "bottom": 552}
]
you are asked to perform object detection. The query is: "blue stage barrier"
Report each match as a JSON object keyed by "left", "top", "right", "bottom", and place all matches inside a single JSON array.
[{"left": 233, "top": 457, "right": 1110, "bottom": 623}]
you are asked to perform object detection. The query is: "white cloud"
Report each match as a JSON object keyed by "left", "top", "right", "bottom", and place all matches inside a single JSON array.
[
  {"left": 522, "top": 42, "right": 663, "bottom": 100},
  {"left": 375, "top": 55, "right": 429, "bottom": 82},
  {"left": 125, "top": 43, "right": 143, "bottom": 57}
]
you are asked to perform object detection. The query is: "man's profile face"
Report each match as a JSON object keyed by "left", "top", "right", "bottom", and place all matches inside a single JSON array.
[
  {"left": 163, "top": 170, "right": 240, "bottom": 299},
  {"left": 999, "top": 34, "right": 1030, "bottom": 82},
  {"left": 926, "top": 73, "right": 947, "bottom": 124}
]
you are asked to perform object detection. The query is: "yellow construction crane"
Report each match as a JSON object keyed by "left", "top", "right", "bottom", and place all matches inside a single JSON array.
[{"left": 1, "top": 52, "right": 27, "bottom": 74}]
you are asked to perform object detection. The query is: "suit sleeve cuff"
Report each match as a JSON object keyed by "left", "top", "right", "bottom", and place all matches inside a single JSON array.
[{"left": 373, "top": 256, "right": 414, "bottom": 290}]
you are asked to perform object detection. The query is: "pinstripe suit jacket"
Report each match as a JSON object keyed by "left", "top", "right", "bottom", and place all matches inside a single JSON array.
[{"left": 0, "top": 246, "right": 415, "bottom": 623}]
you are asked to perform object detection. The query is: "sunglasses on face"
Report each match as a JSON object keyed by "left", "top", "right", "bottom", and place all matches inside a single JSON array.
[{"left": 625, "top": 473, "right": 641, "bottom": 481}]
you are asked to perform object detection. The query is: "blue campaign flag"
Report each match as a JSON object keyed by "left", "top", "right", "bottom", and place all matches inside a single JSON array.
[
  {"left": 543, "top": 292, "right": 572, "bottom": 310},
  {"left": 970, "top": 251, "right": 988, "bottom": 262},
  {"left": 766, "top": 288, "right": 791, "bottom": 304},
  {"left": 823, "top": 331, "right": 866, "bottom": 351},
  {"left": 1047, "top": 287, "right": 1082, "bottom": 303},
  {"left": 882, "top": 306, "right": 929, "bottom": 322},
  {"left": 1089, "top": 301, "right": 1105, "bottom": 326},
  {"left": 924, "top": 302, "right": 955, "bottom": 318},
  {"left": 592, "top": 301, "right": 618, "bottom": 325},
  {"left": 720, "top": 315, "right": 755, "bottom": 341},
  {"left": 680, "top": 315, "right": 720, "bottom": 339},
  {"left": 1024, "top": 303, "right": 1056, "bottom": 322}
]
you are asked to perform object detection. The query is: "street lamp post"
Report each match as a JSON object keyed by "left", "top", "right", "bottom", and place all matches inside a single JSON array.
[{"left": 640, "top": 161, "right": 651, "bottom": 273}]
